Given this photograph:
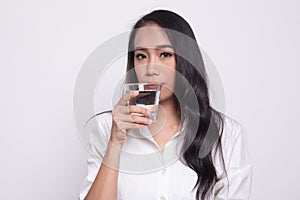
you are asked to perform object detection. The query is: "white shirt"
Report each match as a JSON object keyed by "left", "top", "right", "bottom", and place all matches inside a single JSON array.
[{"left": 79, "top": 112, "right": 252, "bottom": 200}]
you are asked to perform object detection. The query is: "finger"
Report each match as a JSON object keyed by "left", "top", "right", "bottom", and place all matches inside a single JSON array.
[
  {"left": 130, "top": 114, "right": 152, "bottom": 125},
  {"left": 128, "top": 105, "right": 150, "bottom": 117},
  {"left": 118, "top": 91, "right": 139, "bottom": 106},
  {"left": 119, "top": 114, "right": 152, "bottom": 125},
  {"left": 117, "top": 121, "right": 148, "bottom": 130},
  {"left": 115, "top": 113, "right": 152, "bottom": 125},
  {"left": 114, "top": 105, "right": 150, "bottom": 116}
]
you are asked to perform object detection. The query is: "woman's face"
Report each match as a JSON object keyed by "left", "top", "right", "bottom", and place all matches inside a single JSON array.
[{"left": 133, "top": 22, "right": 176, "bottom": 103}]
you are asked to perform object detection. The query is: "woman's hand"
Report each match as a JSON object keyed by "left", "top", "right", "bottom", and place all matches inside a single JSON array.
[{"left": 110, "top": 91, "right": 152, "bottom": 146}]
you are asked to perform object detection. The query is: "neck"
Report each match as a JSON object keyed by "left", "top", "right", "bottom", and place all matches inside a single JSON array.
[
  {"left": 159, "top": 96, "right": 180, "bottom": 124},
  {"left": 149, "top": 96, "right": 181, "bottom": 133},
  {"left": 148, "top": 96, "right": 182, "bottom": 150}
]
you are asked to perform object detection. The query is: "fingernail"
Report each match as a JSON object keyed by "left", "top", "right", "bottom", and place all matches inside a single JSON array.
[{"left": 148, "top": 119, "right": 152, "bottom": 124}]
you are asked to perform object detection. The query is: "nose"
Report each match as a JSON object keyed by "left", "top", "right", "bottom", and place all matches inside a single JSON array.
[{"left": 146, "top": 54, "right": 160, "bottom": 76}]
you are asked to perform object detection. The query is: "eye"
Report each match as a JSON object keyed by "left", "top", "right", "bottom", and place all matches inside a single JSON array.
[
  {"left": 160, "top": 52, "right": 172, "bottom": 58},
  {"left": 135, "top": 53, "right": 147, "bottom": 60}
]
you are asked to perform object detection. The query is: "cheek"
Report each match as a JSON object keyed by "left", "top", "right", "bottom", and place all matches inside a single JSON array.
[
  {"left": 133, "top": 67, "right": 145, "bottom": 81},
  {"left": 165, "top": 59, "right": 176, "bottom": 69},
  {"left": 162, "top": 68, "right": 176, "bottom": 89}
]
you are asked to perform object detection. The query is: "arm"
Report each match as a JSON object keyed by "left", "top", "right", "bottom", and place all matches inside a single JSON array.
[
  {"left": 84, "top": 139, "right": 123, "bottom": 200},
  {"left": 80, "top": 91, "right": 152, "bottom": 200}
]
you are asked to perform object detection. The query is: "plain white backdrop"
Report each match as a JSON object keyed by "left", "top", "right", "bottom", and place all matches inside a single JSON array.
[{"left": 1, "top": 0, "right": 299, "bottom": 199}]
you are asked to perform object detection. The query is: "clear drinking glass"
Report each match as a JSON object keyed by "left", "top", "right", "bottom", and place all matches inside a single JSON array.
[{"left": 123, "top": 83, "right": 162, "bottom": 122}]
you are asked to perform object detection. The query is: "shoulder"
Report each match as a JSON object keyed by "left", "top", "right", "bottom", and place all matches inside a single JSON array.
[
  {"left": 88, "top": 111, "right": 112, "bottom": 144},
  {"left": 95, "top": 111, "right": 113, "bottom": 139},
  {"left": 216, "top": 113, "right": 251, "bottom": 171},
  {"left": 95, "top": 111, "right": 112, "bottom": 128},
  {"left": 219, "top": 113, "right": 244, "bottom": 150},
  {"left": 222, "top": 114, "right": 243, "bottom": 137},
  {"left": 87, "top": 111, "right": 113, "bottom": 158}
]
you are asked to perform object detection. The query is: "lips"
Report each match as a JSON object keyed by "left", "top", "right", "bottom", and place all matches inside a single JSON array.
[
  {"left": 146, "top": 84, "right": 160, "bottom": 89},
  {"left": 145, "top": 83, "right": 163, "bottom": 90}
]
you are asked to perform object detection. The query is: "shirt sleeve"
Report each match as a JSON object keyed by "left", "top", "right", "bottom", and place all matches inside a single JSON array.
[
  {"left": 213, "top": 119, "right": 252, "bottom": 200},
  {"left": 78, "top": 113, "right": 112, "bottom": 200}
]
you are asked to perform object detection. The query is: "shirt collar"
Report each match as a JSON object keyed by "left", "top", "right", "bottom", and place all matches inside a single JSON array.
[{"left": 132, "top": 118, "right": 187, "bottom": 143}]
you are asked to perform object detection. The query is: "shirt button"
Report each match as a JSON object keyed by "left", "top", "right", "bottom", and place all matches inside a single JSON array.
[
  {"left": 161, "top": 168, "right": 166, "bottom": 174},
  {"left": 160, "top": 196, "right": 166, "bottom": 200}
]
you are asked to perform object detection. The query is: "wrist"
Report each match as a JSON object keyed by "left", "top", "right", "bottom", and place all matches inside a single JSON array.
[
  {"left": 102, "top": 141, "right": 122, "bottom": 170},
  {"left": 109, "top": 137, "right": 124, "bottom": 148}
]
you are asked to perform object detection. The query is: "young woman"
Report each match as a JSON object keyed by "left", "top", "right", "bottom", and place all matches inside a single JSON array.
[{"left": 79, "top": 9, "right": 252, "bottom": 200}]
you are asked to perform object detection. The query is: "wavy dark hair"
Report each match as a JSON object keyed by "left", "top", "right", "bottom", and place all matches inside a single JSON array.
[{"left": 126, "top": 10, "right": 227, "bottom": 200}]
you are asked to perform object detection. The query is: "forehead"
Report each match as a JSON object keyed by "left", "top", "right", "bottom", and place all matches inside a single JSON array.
[{"left": 134, "top": 24, "right": 172, "bottom": 48}]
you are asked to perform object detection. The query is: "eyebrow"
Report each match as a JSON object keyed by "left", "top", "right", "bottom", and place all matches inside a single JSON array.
[{"left": 134, "top": 44, "right": 173, "bottom": 51}]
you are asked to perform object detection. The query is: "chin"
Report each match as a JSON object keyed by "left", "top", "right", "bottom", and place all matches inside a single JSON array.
[{"left": 159, "top": 92, "right": 174, "bottom": 103}]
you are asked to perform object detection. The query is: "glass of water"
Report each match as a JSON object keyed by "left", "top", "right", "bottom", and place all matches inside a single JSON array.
[{"left": 123, "top": 83, "right": 162, "bottom": 122}]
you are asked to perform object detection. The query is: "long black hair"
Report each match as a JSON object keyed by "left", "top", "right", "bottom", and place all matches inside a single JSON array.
[{"left": 126, "top": 10, "right": 227, "bottom": 200}]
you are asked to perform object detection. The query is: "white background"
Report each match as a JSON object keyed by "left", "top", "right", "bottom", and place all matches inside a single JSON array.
[{"left": 1, "top": 0, "right": 299, "bottom": 199}]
